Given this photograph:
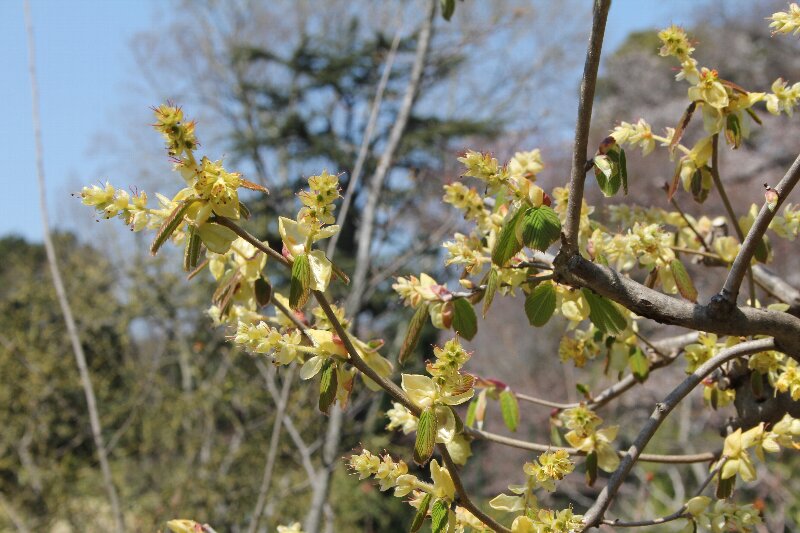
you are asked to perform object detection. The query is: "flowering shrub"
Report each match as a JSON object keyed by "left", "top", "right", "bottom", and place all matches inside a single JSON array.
[{"left": 81, "top": 3, "right": 800, "bottom": 532}]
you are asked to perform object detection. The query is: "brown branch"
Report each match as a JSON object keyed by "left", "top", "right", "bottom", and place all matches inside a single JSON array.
[
  {"left": 601, "top": 457, "right": 727, "bottom": 529},
  {"left": 466, "top": 428, "right": 717, "bottom": 465},
  {"left": 710, "top": 134, "right": 755, "bottom": 304},
  {"left": 752, "top": 264, "right": 800, "bottom": 316},
  {"left": 719, "top": 151, "right": 800, "bottom": 304},
  {"left": 555, "top": 254, "right": 800, "bottom": 358},
  {"left": 562, "top": 0, "right": 612, "bottom": 253},
  {"left": 24, "top": 3, "right": 124, "bottom": 531},
  {"left": 438, "top": 443, "right": 512, "bottom": 533},
  {"left": 581, "top": 338, "right": 774, "bottom": 530}
]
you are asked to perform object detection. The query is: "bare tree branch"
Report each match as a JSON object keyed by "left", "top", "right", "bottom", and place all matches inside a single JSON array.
[
  {"left": 466, "top": 428, "right": 717, "bottom": 464},
  {"left": 556, "top": 254, "right": 800, "bottom": 358},
  {"left": 248, "top": 364, "right": 296, "bottom": 533},
  {"left": 581, "top": 338, "right": 774, "bottom": 530},
  {"left": 326, "top": 29, "right": 403, "bottom": 258},
  {"left": 345, "top": 0, "right": 437, "bottom": 311},
  {"left": 24, "top": 3, "right": 124, "bottom": 531},
  {"left": 562, "top": 0, "right": 612, "bottom": 254},
  {"left": 719, "top": 152, "right": 800, "bottom": 304},
  {"left": 710, "top": 134, "right": 755, "bottom": 304}
]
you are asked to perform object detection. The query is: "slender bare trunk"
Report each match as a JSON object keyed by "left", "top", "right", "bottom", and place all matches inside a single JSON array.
[{"left": 23, "top": 2, "right": 124, "bottom": 530}]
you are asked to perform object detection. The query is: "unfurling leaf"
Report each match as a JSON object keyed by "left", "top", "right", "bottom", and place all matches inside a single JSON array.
[
  {"left": 499, "top": 389, "right": 519, "bottom": 432},
  {"left": 254, "top": 277, "right": 272, "bottom": 307},
  {"left": 754, "top": 236, "right": 770, "bottom": 263},
  {"left": 725, "top": 113, "right": 742, "bottom": 148},
  {"left": 151, "top": 201, "right": 192, "bottom": 255},
  {"left": 452, "top": 298, "right": 477, "bottom": 341},
  {"left": 465, "top": 398, "right": 478, "bottom": 428},
  {"left": 430, "top": 499, "right": 449, "bottom": 533},
  {"left": 585, "top": 450, "right": 598, "bottom": 487},
  {"left": 414, "top": 407, "right": 437, "bottom": 465},
  {"left": 525, "top": 282, "right": 556, "bottom": 327},
  {"left": 628, "top": 348, "right": 649, "bottom": 382},
  {"left": 289, "top": 254, "right": 311, "bottom": 309},
  {"left": 440, "top": 0, "right": 456, "bottom": 20},
  {"left": 716, "top": 474, "right": 735, "bottom": 499},
  {"left": 521, "top": 205, "right": 562, "bottom": 251},
  {"left": 409, "top": 492, "right": 432, "bottom": 532},
  {"left": 594, "top": 150, "right": 623, "bottom": 197},
  {"left": 582, "top": 289, "right": 627, "bottom": 335},
  {"left": 482, "top": 268, "right": 499, "bottom": 318},
  {"left": 492, "top": 208, "right": 525, "bottom": 266},
  {"left": 318, "top": 359, "right": 338, "bottom": 414},
  {"left": 619, "top": 147, "right": 628, "bottom": 195},
  {"left": 238, "top": 201, "right": 251, "bottom": 220},
  {"left": 183, "top": 224, "right": 202, "bottom": 271},
  {"left": 399, "top": 304, "right": 430, "bottom": 365},
  {"left": 670, "top": 258, "right": 698, "bottom": 302}
]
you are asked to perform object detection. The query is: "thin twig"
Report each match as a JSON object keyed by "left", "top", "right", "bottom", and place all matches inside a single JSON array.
[
  {"left": 326, "top": 29, "right": 403, "bottom": 258},
  {"left": 581, "top": 338, "right": 774, "bottom": 530},
  {"left": 710, "top": 134, "right": 755, "bottom": 304},
  {"left": 438, "top": 443, "right": 512, "bottom": 533},
  {"left": 466, "top": 428, "right": 717, "bottom": 464},
  {"left": 668, "top": 196, "right": 712, "bottom": 253},
  {"left": 248, "top": 364, "right": 296, "bottom": 533},
  {"left": 720, "top": 151, "right": 800, "bottom": 304},
  {"left": 24, "top": 3, "right": 124, "bottom": 531},
  {"left": 601, "top": 457, "right": 727, "bottom": 528},
  {"left": 561, "top": 0, "right": 612, "bottom": 254}
]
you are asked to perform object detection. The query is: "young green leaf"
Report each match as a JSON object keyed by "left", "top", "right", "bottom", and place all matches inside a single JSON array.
[
  {"left": 628, "top": 348, "right": 649, "bottom": 382},
  {"left": 413, "top": 407, "right": 437, "bottom": 465},
  {"left": 492, "top": 208, "right": 524, "bottom": 266},
  {"left": 440, "top": 0, "right": 456, "bottom": 20},
  {"left": 525, "top": 282, "right": 556, "bottom": 327},
  {"left": 183, "top": 224, "right": 202, "bottom": 271},
  {"left": 499, "top": 389, "right": 519, "bottom": 432},
  {"left": 399, "top": 304, "right": 430, "bottom": 365},
  {"left": 464, "top": 398, "right": 478, "bottom": 428},
  {"left": 289, "top": 254, "right": 311, "bottom": 309},
  {"left": 430, "top": 499, "right": 449, "bottom": 533},
  {"left": 409, "top": 493, "right": 432, "bottom": 533},
  {"left": 670, "top": 258, "right": 698, "bottom": 302},
  {"left": 254, "top": 277, "right": 272, "bottom": 307},
  {"left": 151, "top": 201, "right": 192, "bottom": 255},
  {"left": 482, "top": 268, "right": 499, "bottom": 318},
  {"left": 594, "top": 154, "right": 622, "bottom": 197},
  {"left": 716, "top": 474, "right": 735, "bottom": 499},
  {"left": 521, "top": 205, "right": 562, "bottom": 252},
  {"left": 452, "top": 298, "right": 477, "bottom": 341},
  {"left": 581, "top": 289, "right": 627, "bottom": 335},
  {"left": 619, "top": 147, "right": 628, "bottom": 195},
  {"left": 585, "top": 450, "right": 598, "bottom": 487},
  {"left": 318, "top": 359, "right": 338, "bottom": 414}
]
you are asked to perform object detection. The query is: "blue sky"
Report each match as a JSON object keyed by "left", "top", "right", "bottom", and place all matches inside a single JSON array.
[{"left": 2, "top": 0, "right": 707, "bottom": 242}]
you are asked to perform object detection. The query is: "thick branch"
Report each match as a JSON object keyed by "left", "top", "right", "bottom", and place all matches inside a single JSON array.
[
  {"left": 562, "top": 0, "right": 612, "bottom": 253},
  {"left": 555, "top": 254, "right": 800, "bottom": 358},
  {"left": 720, "top": 152, "right": 800, "bottom": 303},
  {"left": 581, "top": 338, "right": 774, "bottom": 530}
]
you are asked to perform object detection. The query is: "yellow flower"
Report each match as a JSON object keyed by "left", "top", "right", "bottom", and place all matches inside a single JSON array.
[
  {"left": 430, "top": 459, "right": 456, "bottom": 500},
  {"left": 276, "top": 522, "right": 305, "bottom": 533},
  {"left": 166, "top": 520, "right": 203, "bottom": 533}
]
